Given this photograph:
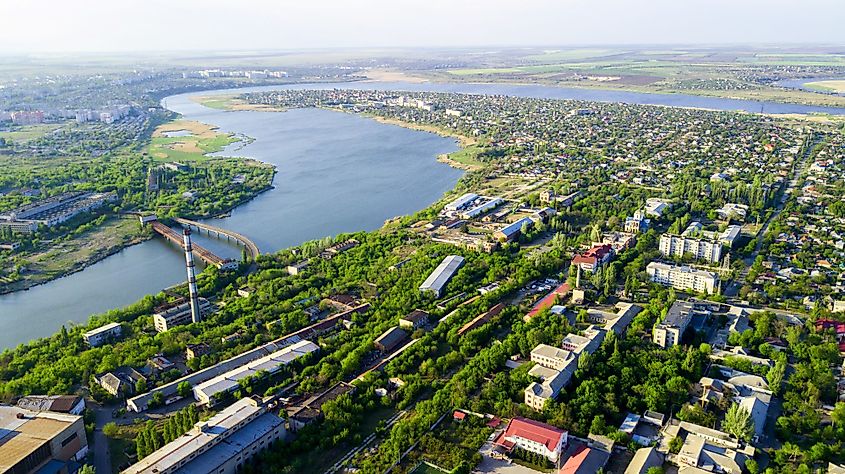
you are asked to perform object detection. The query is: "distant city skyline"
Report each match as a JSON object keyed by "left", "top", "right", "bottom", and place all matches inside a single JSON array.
[{"left": 1, "top": 0, "right": 844, "bottom": 54}]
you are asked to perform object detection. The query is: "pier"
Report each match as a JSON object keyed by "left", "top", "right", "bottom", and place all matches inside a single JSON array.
[{"left": 173, "top": 217, "right": 260, "bottom": 260}]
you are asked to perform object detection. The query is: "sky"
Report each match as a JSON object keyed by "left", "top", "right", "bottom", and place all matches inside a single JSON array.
[{"left": 2, "top": 0, "right": 844, "bottom": 54}]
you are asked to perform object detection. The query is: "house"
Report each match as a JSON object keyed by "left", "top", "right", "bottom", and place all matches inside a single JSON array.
[
  {"left": 0, "top": 405, "right": 89, "bottom": 474},
  {"left": 237, "top": 286, "right": 255, "bottom": 298},
  {"left": 374, "top": 327, "right": 408, "bottom": 352},
  {"left": 560, "top": 445, "right": 610, "bottom": 474},
  {"left": 571, "top": 244, "right": 614, "bottom": 272},
  {"left": 398, "top": 310, "right": 430, "bottom": 331},
  {"left": 493, "top": 417, "right": 568, "bottom": 463},
  {"left": 625, "top": 447, "right": 664, "bottom": 474},
  {"left": 665, "top": 422, "right": 755, "bottom": 474},
  {"left": 95, "top": 368, "right": 145, "bottom": 397},
  {"left": 716, "top": 203, "right": 749, "bottom": 221}
]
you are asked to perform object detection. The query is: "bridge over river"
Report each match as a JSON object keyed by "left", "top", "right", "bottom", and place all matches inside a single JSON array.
[{"left": 148, "top": 217, "right": 260, "bottom": 270}]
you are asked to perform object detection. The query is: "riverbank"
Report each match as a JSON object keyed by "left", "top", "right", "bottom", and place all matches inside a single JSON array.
[
  {"left": 365, "top": 115, "right": 485, "bottom": 172},
  {"left": 0, "top": 217, "right": 152, "bottom": 295}
]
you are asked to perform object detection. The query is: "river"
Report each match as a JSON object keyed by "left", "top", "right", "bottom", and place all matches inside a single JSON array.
[{"left": 4, "top": 80, "right": 845, "bottom": 350}]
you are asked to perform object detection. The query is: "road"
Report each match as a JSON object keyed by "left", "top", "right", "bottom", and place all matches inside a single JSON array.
[
  {"left": 724, "top": 132, "right": 817, "bottom": 298},
  {"left": 323, "top": 409, "right": 408, "bottom": 474},
  {"left": 92, "top": 403, "right": 115, "bottom": 474}
]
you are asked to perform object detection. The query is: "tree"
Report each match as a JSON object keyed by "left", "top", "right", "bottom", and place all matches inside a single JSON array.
[
  {"left": 149, "top": 391, "right": 164, "bottom": 408},
  {"left": 102, "top": 422, "right": 119, "bottom": 438},
  {"left": 745, "top": 459, "right": 759, "bottom": 474},
  {"left": 79, "top": 465, "right": 96, "bottom": 474},
  {"left": 646, "top": 468, "right": 664, "bottom": 474},
  {"left": 177, "top": 381, "right": 192, "bottom": 398},
  {"left": 723, "top": 403, "right": 754, "bottom": 441},
  {"left": 669, "top": 435, "right": 683, "bottom": 454},
  {"left": 135, "top": 378, "right": 147, "bottom": 394}
]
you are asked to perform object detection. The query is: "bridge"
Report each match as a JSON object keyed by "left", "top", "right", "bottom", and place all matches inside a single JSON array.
[
  {"left": 150, "top": 221, "right": 238, "bottom": 270},
  {"left": 173, "top": 217, "right": 260, "bottom": 260}
]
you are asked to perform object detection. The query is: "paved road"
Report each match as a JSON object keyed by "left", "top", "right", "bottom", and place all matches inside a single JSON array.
[
  {"left": 92, "top": 403, "right": 114, "bottom": 474},
  {"left": 724, "top": 133, "right": 816, "bottom": 298}
]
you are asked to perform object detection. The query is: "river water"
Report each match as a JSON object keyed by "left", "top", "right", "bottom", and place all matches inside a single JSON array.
[{"left": 4, "top": 80, "right": 845, "bottom": 350}]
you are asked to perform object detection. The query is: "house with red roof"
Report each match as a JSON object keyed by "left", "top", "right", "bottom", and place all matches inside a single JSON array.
[
  {"left": 493, "top": 417, "right": 568, "bottom": 463},
  {"left": 559, "top": 445, "right": 611, "bottom": 474},
  {"left": 571, "top": 244, "right": 615, "bottom": 273},
  {"left": 815, "top": 319, "right": 845, "bottom": 351}
]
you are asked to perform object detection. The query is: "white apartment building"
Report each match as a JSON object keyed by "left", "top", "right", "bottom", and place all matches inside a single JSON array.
[
  {"left": 659, "top": 234, "right": 723, "bottom": 263},
  {"left": 647, "top": 262, "right": 719, "bottom": 294}
]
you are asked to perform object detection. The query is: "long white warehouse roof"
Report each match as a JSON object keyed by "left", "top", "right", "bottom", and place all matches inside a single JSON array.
[
  {"left": 419, "top": 255, "right": 465, "bottom": 295},
  {"left": 193, "top": 339, "right": 319, "bottom": 402}
]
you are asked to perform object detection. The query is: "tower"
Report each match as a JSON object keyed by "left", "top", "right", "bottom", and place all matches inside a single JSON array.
[{"left": 183, "top": 229, "right": 201, "bottom": 324}]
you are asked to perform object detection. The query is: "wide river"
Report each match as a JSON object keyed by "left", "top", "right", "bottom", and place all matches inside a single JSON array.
[{"left": 3, "top": 80, "right": 845, "bottom": 350}]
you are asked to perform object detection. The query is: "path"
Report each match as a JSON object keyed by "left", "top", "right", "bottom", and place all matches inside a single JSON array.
[{"left": 323, "top": 409, "right": 408, "bottom": 474}]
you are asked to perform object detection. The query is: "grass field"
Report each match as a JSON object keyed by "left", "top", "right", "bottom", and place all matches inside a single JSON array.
[
  {"left": 441, "top": 145, "right": 486, "bottom": 170},
  {"left": 1, "top": 216, "right": 149, "bottom": 294},
  {"left": 804, "top": 80, "right": 845, "bottom": 93},
  {"left": 192, "top": 95, "right": 280, "bottom": 112},
  {"left": 148, "top": 120, "right": 239, "bottom": 161},
  {"left": 0, "top": 123, "right": 64, "bottom": 143}
]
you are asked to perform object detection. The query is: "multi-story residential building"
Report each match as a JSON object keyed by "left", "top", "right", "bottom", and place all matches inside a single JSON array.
[
  {"left": 82, "top": 322, "right": 123, "bottom": 347},
  {"left": 659, "top": 234, "right": 723, "bottom": 263},
  {"left": 647, "top": 262, "right": 719, "bottom": 294},
  {"left": 123, "top": 397, "right": 286, "bottom": 474},
  {"left": 493, "top": 417, "right": 568, "bottom": 463}
]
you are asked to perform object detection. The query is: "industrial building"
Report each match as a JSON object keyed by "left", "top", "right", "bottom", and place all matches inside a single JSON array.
[
  {"left": 374, "top": 327, "right": 408, "bottom": 352},
  {"left": 153, "top": 298, "right": 212, "bottom": 333},
  {"left": 0, "top": 191, "right": 117, "bottom": 234},
  {"left": 16, "top": 396, "right": 85, "bottom": 416},
  {"left": 122, "top": 397, "right": 285, "bottom": 474},
  {"left": 494, "top": 217, "right": 534, "bottom": 242},
  {"left": 127, "top": 305, "right": 363, "bottom": 412},
  {"left": 0, "top": 405, "right": 89, "bottom": 474},
  {"left": 419, "top": 255, "right": 465, "bottom": 298},
  {"left": 647, "top": 261, "right": 719, "bottom": 294},
  {"left": 444, "top": 193, "right": 478, "bottom": 212},
  {"left": 398, "top": 309, "right": 430, "bottom": 331},
  {"left": 82, "top": 322, "right": 123, "bottom": 347},
  {"left": 193, "top": 340, "right": 319, "bottom": 405}
]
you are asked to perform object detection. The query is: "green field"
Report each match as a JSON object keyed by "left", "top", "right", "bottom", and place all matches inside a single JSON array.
[
  {"left": 444, "top": 145, "right": 486, "bottom": 169},
  {"left": 148, "top": 120, "right": 239, "bottom": 162},
  {"left": 0, "top": 123, "right": 64, "bottom": 143},
  {"left": 804, "top": 80, "right": 845, "bottom": 93}
]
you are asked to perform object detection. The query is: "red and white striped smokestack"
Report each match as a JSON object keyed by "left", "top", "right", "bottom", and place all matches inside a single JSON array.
[{"left": 183, "top": 228, "right": 201, "bottom": 324}]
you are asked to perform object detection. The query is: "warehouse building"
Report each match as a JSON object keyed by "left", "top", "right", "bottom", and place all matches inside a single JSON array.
[
  {"left": 193, "top": 340, "right": 319, "bottom": 405},
  {"left": 419, "top": 255, "right": 465, "bottom": 298},
  {"left": 0, "top": 405, "right": 89, "bottom": 474},
  {"left": 122, "top": 397, "right": 285, "bottom": 474}
]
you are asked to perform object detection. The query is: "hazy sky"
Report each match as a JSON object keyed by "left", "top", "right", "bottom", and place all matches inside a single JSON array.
[{"left": 2, "top": 0, "right": 844, "bottom": 53}]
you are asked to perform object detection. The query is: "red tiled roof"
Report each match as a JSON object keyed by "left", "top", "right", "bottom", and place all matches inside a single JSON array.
[
  {"left": 526, "top": 283, "right": 571, "bottom": 319},
  {"left": 815, "top": 319, "right": 845, "bottom": 335},
  {"left": 453, "top": 410, "right": 466, "bottom": 420},
  {"left": 559, "top": 446, "right": 590, "bottom": 474},
  {"left": 502, "top": 417, "right": 566, "bottom": 452}
]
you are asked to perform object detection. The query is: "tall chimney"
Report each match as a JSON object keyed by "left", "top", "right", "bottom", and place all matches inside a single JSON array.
[{"left": 183, "top": 229, "right": 201, "bottom": 324}]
